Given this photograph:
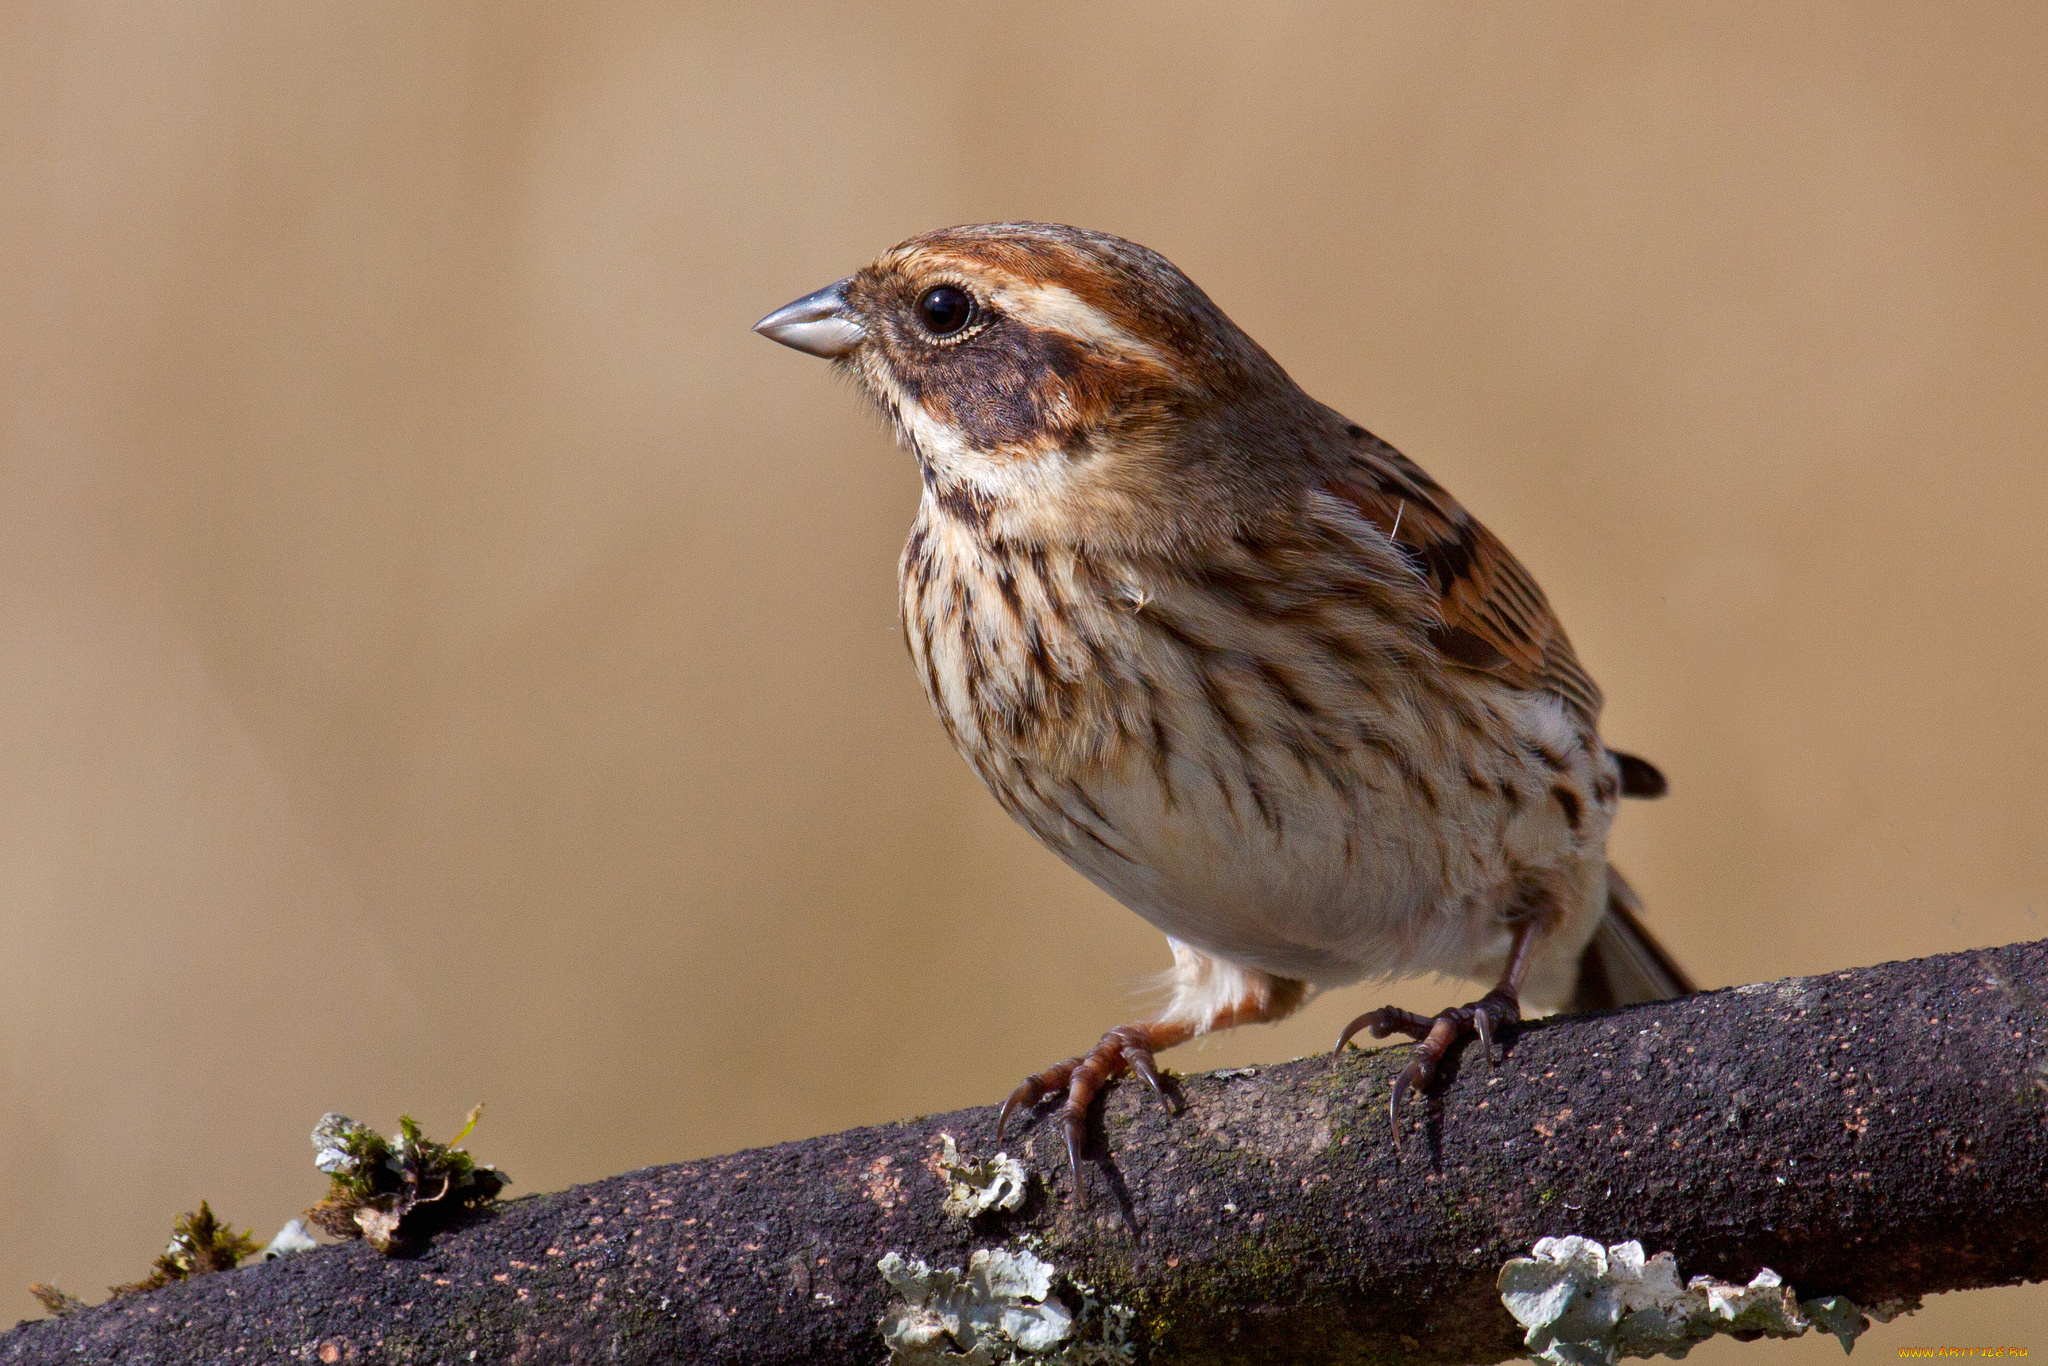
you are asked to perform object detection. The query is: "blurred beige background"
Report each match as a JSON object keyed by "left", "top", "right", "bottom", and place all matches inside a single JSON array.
[{"left": 3, "top": 0, "right": 2044, "bottom": 1353}]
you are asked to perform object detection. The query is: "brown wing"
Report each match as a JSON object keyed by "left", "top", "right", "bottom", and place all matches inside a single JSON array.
[{"left": 1327, "top": 429, "right": 1603, "bottom": 723}]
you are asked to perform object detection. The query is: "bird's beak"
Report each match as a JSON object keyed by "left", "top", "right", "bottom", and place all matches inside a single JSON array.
[{"left": 753, "top": 279, "right": 865, "bottom": 359}]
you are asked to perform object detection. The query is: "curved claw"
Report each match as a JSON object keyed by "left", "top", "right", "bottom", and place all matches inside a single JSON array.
[
  {"left": 1060, "top": 1106, "right": 1089, "bottom": 1205},
  {"left": 1334, "top": 1005, "right": 1437, "bottom": 1054},
  {"left": 996, "top": 1084, "right": 1033, "bottom": 1144},
  {"left": 997, "top": 1057, "right": 1081, "bottom": 1143},
  {"left": 992, "top": 1022, "right": 1189, "bottom": 1207},
  {"left": 1344, "top": 991, "right": 1525, "bottom": 1148},
  {"left": 1121, "top": 1038, "right": 1183, "bottom": 1115},
  {"left": 1386, "top": 1060, "right": 1423, "bottom": 1145},
  {"left": 1127, "top": 1046, "right": 1164, "bottom": 1097}
]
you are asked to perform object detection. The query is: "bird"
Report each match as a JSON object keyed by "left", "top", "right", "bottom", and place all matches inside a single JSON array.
[{"left": 754, "top": 222, "right": 1691, "bottom": 1194}]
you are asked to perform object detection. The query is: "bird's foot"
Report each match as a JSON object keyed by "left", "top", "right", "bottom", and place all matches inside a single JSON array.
[
  {"left": 996, "top": 1022, "right": 1179, "bottom": 1205},
  {"left": 1333, "top": 987, "right": 1521, "bottom": 1143}
]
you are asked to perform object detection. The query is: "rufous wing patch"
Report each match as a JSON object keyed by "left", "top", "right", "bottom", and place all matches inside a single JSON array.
[{"left": 1328, "top": 433, "right": 1603, "bottom": 723}]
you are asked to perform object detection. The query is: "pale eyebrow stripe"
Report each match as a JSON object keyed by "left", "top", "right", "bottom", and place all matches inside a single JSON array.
[
  {"left": 875, "top": 245, "right": 1175, "bottom": 368},
  {"left": 985, "top": 280, "right": 1169, "bottom": 365}
]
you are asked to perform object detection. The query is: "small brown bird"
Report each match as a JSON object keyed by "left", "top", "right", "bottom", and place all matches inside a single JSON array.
[{"left": 756, "top": 223, "right": 1690, "bottom": 1191}]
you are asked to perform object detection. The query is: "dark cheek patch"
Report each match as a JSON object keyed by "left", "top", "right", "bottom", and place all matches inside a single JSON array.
[{"left": 903, "top": 325, "right": 1123, "bottom": 453}]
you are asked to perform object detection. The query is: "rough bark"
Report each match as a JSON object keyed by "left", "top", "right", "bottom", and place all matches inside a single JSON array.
[{"left": 7, "top": 938, "right": 2047, "bottom": 1365}]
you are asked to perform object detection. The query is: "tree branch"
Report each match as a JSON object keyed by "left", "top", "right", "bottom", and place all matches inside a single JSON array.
[{"left": 7, "top": 938, "right": 2047, "bottom": 1365}]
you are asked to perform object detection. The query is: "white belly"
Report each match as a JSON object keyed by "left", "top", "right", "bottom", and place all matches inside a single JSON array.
[{"left": 1013, "top": 687, "right": 1615, "bottom": 998}]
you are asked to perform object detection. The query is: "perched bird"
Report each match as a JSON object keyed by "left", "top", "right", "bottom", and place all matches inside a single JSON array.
[{"left": 755, "top": 223, "right": 1690, "bottom": 1192}]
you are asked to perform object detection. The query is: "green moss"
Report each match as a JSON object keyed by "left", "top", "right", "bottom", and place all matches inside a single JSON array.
[
  {"left": 1300, "top": 1057, "right": 1367, "bottom": 1100},
  {"left": 27, "top": 1284, "right": 84, "bottom": 1317},
  {"left": 1214, "top": 1235, "right": 1306, "bottom": 1301},
  {"left": 110, "top": 1202, "right": 261, "bottom": 1297},
  {"left": 307, "top": 1105, "right": 507, "bottom": 1254},
  {"left": 1112, "top": 1233, "right": 1421, "bottom": 1366},
  {"left": 1317, "top": 1050, "right": 1405, "bottom": 1146}
]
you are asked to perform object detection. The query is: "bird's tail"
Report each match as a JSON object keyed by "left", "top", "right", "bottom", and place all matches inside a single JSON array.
[{"left": 1566, "top": 864, "right": 1695, "bottom": 1011}]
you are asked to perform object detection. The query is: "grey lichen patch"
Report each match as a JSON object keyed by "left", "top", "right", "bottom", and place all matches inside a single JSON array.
[
  {"left": 260, "top": 1218, "right": 318, "bottom": 1260},
  {"left": 307, "top": 1106, "right": 507, "bottom": 1254},
  {"left": 1734, "top": 977, "right": 1816, "bottom": 1012},
  {"left": 935, "top": 1133, "right": 1028, "bottom": 1219},
  {"left": 1499, "top": 1237, "right": 1909, "bottom": 1364},
  {"left": 877, "top": 1247, "right": 1133, "bottom": 1364}
]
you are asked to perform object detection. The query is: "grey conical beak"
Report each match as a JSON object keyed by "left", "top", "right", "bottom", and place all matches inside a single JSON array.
[{"left": 753, "top": 279, "right": 865, "bottom": 358}]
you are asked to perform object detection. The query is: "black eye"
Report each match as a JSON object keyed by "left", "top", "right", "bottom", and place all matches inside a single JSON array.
[{"left": 916, "top": 285, "right": 975, "bottom": 336}]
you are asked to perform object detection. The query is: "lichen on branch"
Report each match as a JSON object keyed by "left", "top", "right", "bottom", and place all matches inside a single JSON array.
[{"left": 3, "top": 939, "right": 2045, "bottom": 1366}]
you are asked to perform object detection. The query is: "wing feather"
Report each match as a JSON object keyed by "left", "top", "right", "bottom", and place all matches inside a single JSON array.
[{"left": 1326, "top": 430, "right": 1603, "bottom": 723}]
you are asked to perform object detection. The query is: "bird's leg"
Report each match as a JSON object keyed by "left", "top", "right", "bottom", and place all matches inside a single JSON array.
[
  {"left": 1335, "top": 915, "right": 1547, "bottom": 1141},
  {"left": 997, "top": 1019, "right": 1195, "bottom": 1204},
  {"left": 998, "top": 966, "right": 1306, "bottom": 1205}
]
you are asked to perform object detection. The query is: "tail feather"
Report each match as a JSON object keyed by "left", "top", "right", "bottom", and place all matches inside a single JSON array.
[
  {"left": 1611, "top": 749, "right": 1668, "bottom": 799},
  {"left": 1567, "top": 865, "right": 1695, "bottom": 1012}
]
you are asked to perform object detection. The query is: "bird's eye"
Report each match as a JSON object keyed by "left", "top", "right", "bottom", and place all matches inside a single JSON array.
[{"left": 916, "top": 285, "right": 975, "bottom": 337}]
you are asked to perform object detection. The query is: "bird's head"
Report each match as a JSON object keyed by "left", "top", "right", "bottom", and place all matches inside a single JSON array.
[{"left": 755, "top": 223, "right": 1325, "bottom": 548}]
